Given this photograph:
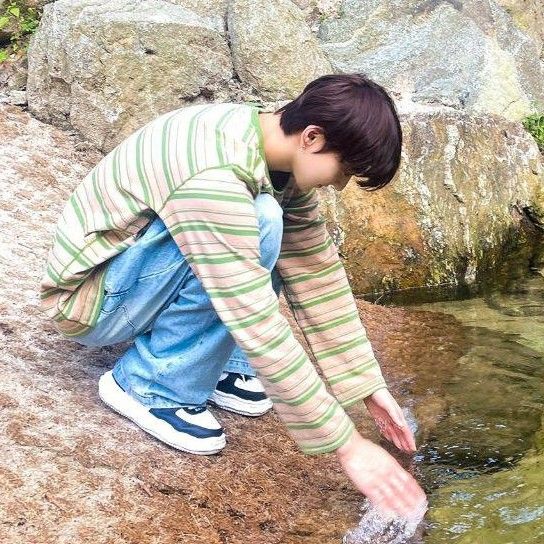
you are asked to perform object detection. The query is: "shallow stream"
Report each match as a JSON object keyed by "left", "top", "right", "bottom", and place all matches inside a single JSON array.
[{"left": 346, "top": 272, "right": 544, "bottom": 543}]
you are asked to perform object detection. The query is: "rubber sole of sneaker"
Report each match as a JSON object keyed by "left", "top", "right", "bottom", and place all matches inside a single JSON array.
[
  {"left": 208, "top": 389, "right": 273, "bottom": 417},
  {"left": 98, "top": 371, "right": 226, "bottom": 455}
]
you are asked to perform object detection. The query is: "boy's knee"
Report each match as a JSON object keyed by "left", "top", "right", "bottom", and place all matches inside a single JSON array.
[
  {"left": 255, "top": 193, "right": 283, "bottom": 270},
  {"left": 256, "top": 193, "right": 283, "bottom": 227}
]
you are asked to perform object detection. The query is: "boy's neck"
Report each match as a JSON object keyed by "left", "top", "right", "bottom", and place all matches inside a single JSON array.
[{"left": 257, "top": 112, "right": 298, "bottom": 173}]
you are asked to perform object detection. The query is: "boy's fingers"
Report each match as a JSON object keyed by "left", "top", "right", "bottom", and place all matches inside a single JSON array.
[
  {"left": 396, "top": 426, "right": 414, "bottom": 452},
  {"left": 394, "top": 418, "right": 416, "bottom": 452},
  {"left": 397, "top": 433, "right": 410, "bottom": 453},
  {"left": 405, "top": 429, "right": 417, "bottom": 452},
  {"left": 384, "top": 426, "right": 404, "bottom": 451},
  {"left": 370, "top": 485, "right": 403, "bottom": 517},
  {"left": 402, "top": 424, "right": 417, "bottom": 452},
  {"left": 386, "top": 425, "right": 413, "bottom": 453},
  {"left": 393, "top": 406, "right": 407, "bottom": 428},
  {"left": 393, "top": 429, "right": 408, "bottom": 452},
  {"left": 393, "top": 468, "right": 417, "bottom": 492},
  {"left": 390, "top": 432, "right": 403, "bottom": 451},
  {"left": 382, "top": 480, "right": 417, "bottom": 517},
  {"left": 391, "top": 475, "right": 424, "bottom": 513},
  {"left": 390, "top": 409, "right": 417, "bottom": 452},
  {"left": 376, "top": 412, "right": 416, "bottom": 452}
]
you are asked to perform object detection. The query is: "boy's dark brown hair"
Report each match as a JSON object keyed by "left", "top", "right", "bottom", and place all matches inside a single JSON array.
[{"left": 275, "top": 73, "right": 402, "bottom": 191}]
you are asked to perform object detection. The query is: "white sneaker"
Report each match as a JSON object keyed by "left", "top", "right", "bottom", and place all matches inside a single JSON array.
[
  {"left": 209, "top": 372, "right": 273, "bottom": 417},
  {"left": 98, "top": 371, "right": 226, "bottom": 455}
]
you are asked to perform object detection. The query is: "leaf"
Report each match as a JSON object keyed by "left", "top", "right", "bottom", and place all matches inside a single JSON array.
[
  {"left": 0, "top": 15, "right": 10, "bottom": 29},
  {"left": 8, "top": 6, "right": 20, "bottom": 17}
]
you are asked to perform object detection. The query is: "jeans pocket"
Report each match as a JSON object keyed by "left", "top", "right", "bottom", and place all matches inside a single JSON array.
[{"left": 101, "top": 290, "right": 129, "bottom": 315}]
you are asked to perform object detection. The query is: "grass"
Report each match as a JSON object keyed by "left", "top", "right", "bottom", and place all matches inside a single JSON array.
[
  {"left": 522, "top": 114, "right": 544, "bottom": 153},
  {"left": 0, "top": 0, "right": 40, "bottom": 64}
]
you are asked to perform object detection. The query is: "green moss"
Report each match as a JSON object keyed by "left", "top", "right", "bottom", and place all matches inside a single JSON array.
[
  {"left": 522, "top": 114, "right": 544, "bottom": 153},
  {"left": 0, "top": 0, "right": 41, "bottom": 64}
]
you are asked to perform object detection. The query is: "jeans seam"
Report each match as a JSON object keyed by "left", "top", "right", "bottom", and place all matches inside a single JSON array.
[
  {"left": 227, "top": 357, "right": 248, "bottom": 364},
  {"left": 122, "top": 305, "right": 137, "bottom": 337},
  {"left": 135, "top": 258, "right": 185, "bottom": 281},
  {"left": 101, "top": 296, "right": 127, "bottom": 315},
  {"left": 105, "top": 259, "right": 185, "bottom": 295}
]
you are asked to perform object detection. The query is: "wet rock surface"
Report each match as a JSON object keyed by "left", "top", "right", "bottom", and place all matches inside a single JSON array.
[
  {"left": 0, "top": 102, "right": 462, "bottom": 542},
  {"left": 319, "top": 109, "right": 544, "bottom": 297}
]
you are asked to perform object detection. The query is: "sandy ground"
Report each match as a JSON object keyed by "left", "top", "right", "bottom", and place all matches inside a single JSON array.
[{"left": 0, "top": 103, "right": 465, "bottom": 543}]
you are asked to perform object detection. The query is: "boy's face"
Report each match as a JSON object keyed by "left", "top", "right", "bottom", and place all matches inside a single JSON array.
[{"left": 291, "top": 126, "right": 352, "bottom": 193}]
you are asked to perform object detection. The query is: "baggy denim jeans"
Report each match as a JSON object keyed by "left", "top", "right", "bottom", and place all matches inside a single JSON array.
[{"left": 75, "top": 192, "right": 284, "bottom": 409}]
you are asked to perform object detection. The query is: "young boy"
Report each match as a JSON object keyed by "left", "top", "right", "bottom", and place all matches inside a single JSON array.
[{"left": 40, "top": 73, "right": 426, "bottom": 515}]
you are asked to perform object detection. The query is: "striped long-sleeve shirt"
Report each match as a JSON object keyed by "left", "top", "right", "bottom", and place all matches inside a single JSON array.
[{"left": 40, "top": 102, "right": 387, "bottom": 454}]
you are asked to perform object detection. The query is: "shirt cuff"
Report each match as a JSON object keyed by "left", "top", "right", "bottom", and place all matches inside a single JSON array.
[
  {"left": 336, "top": 375, "right": 388, "bottom": 409},
  {"left": 296, "top": 412, "right": 356, "bottom": 455}
]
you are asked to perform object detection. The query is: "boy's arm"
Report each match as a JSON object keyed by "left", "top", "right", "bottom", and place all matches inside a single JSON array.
[
  {"left": 275, "top": 182, "right": 388, "bottom": 407},
  {"left": 158, "top": 168, "right": 355, "bottom": 454}
]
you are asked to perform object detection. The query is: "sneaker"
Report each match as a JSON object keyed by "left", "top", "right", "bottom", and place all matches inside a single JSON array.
[
  {"left": 208, "top": 372, "right": 273, "bottom": 417},
  {"left": 98, "top": 370, "right": 226, "bottom": 455}
]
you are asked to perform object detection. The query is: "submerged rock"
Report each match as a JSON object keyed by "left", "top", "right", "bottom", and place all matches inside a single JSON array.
[
  {"left": 412, "top": 283, "right": 544, "bottom": 477},
  {"left": 419, "top": 326, "right": 544, "bottom": 469},
  {"left": 427, "top": 436, "right": 544, "bottom": 543}
]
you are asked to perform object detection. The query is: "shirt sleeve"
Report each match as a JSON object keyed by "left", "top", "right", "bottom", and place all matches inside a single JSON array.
[
  {"left": 275, "top": 181, "right": 388, "bottom": 408},
  {"left": 158, "top": 167, "right": 355, "bottom": 454}
]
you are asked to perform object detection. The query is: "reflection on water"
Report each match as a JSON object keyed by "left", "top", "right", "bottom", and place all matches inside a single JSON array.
[{"left": 346, "top": 273, "right": 544, "bottom": 543}]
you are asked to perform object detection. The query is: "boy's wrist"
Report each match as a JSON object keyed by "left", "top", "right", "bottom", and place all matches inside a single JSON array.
[{"left": 335, "top": 429, "right": 366, "bottom": 460}]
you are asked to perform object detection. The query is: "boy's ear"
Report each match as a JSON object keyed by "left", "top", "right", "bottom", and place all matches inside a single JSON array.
[{"left": 303, "top": 126, "right": 326, "bottom": 151}]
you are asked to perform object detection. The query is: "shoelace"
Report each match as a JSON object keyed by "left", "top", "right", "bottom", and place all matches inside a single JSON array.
[
  {"left": 183, "top": 406, "right": 207, "bottom": 415},
  {"left": 235, "top": 373, "right": 253, "bottom": 383}
]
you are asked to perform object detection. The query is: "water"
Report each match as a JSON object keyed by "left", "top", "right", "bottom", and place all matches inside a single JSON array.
[
  {"left": 343, "top": 499, "right": 428, "bottom": 544},
  {"left": 344, "top": 272, "right": 544, "bottom": 543}
]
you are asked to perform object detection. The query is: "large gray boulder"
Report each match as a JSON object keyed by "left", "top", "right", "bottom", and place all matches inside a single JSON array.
[
  {"left": 227, "top": 0, "right": 333, "bottom": 100},
  {"left": 26, "top": 0, "right": 334, "bottom": 151},
  {"left": 317, "top": 108, "right": 544, "bottom": 296},
  {"left": 26, "top": 0, "right": 236, "bottom": 152},
  {"left": 496, "top": 0, "right": 544, "bottom": 58},
  {"left": 318, "top": 0, "right": 544, "bottom": 121}
]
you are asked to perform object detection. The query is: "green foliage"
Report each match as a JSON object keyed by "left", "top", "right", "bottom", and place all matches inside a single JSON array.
[
  {"left": 522, "top": 113, "right": 544, "bottom": 153},
  {"left": 0, "top": 0, "right": 40, "bottom": 63}
]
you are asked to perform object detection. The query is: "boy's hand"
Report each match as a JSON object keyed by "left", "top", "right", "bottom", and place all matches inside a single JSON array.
[
  {"left": 364, "top": 388, "right": 416, "bottom": 453},
  {"left": 336, "top": 431, "right": 427, "bottom": 517}
]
